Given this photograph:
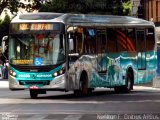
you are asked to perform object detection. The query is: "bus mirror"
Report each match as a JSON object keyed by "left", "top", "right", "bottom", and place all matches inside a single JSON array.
[
  {"left": 1, "top": 36, "right": 8, "bottom": 53},
  {"left": 69, "top": 38, "right": 74, "bottom": 51}
]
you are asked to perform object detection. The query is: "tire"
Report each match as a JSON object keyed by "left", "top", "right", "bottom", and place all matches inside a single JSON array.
[
  {"left": 30, "top": 90, "right": 38, "bottom": 99},
  {"left": 74, "top": 73, "right": 88, "bottom": 96},
  {"left": 123, "top": 72, "right": 132, "bottom": 93},
  {"left": 114, "top": 72, "right": 133, "bottom": 93},
  {"left": 80, "top": 74, "right": 88, "bottom": 95},
  {"left": 73, "top": 90, "right": 80, "bottom": 96}
]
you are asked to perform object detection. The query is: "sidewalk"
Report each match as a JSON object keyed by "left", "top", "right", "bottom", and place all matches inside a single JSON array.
[{"left": 0, "top": 79, "right": 9, "bottom": 88}]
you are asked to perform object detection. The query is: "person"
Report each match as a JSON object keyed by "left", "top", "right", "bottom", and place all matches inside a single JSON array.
[{"left": 2, "top": 63, "right": 8, "bottom": 79}]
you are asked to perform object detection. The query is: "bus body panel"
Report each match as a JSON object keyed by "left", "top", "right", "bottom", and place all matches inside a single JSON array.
[
  {"left": 68, "top": 51, "right": 156, "bottom": 88},
  {"left": 9, "top": 65, "right": 67, "bottom": 90}
]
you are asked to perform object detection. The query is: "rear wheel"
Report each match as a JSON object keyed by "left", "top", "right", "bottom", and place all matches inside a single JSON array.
[
  {"left": 114, "top": 72, "right": 133, "bottom": 93},
  {"left": 124, "top": 72, "right": 132, "bottom": 92},
  {"left": 30, "top": 90, "right": 38, "bottom": 99}
]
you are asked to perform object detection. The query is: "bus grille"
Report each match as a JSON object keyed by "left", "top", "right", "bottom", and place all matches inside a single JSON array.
[{"left": 19, "top": 80, "right": 50, "bottom": 85}]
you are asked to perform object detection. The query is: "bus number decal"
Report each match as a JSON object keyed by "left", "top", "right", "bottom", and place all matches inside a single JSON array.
[{"left": 19, "top": 24, "right": 29, "bottom": 30}]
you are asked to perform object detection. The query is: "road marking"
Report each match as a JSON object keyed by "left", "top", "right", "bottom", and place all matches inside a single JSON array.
[
  {"left": 64, "top": 114, "right": 83, "bottom": 120},
  {"left": 0, "top": 98, "right": 160, "bottom": 104}
]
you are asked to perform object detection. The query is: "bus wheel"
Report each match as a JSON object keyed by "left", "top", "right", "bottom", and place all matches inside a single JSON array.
[
  {"left": 74, "top": 73, "right": 88, "bottom": 96},
  {"left": 114, "top": 72, "right": 133, "bottom": 93},
  {"left": 124, "top": 72, "right": 132, "bottom": 93},
  {"left": 88, "top": 88, "right": 94, "bottom": 95},
  {"left": 30, "top": 90, "right": 38, "bottom": 99},
  {"left": 80, "top": 75, "right": 88, "bottom": 95}
]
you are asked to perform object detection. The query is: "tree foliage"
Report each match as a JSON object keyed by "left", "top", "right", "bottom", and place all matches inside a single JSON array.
[
  {"left": 0, "top": 14, "right": 11, "bottom": 38},
  {"left": 39, "top": 0, "right": 132, "bottom": 15},
  {"left": 0, "top": 14, "right": 11, "bottom": 61},
  {"left": 0, "top": 0, "right": 48, "bottom": 15},
  {"left": 0, "top": 0, "right": 132, "bottom": 15},
  {"left": 122, "top": 0, "right": 132, "bottom": 15}
]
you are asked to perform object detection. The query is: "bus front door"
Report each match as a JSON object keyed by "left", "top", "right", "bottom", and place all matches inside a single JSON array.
[{"left": 136, "top": 30, "right": 146, "bottom": 83}]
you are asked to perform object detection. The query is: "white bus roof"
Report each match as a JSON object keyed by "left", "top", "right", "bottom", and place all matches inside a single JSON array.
[{"left": 11, "top": 12, "right": 155, "bottom": 27}]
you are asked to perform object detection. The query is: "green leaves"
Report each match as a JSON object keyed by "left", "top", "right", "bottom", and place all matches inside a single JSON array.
[
  {"left": 122, "top": 0, "right": 132, "bottom": 15},
  {"left": 39, "top": 0, "right": 131, "bottom": 15}
]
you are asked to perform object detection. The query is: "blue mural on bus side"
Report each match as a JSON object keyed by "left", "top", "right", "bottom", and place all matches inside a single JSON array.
[{"left": 69, "top": 51, "right": 156, "bottom": 88}]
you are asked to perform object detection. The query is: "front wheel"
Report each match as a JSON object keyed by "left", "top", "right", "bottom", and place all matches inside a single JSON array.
[
  {"left": 30, "top": 90, "right": 38, "bottom": 99},
  {"left": 74, "top": 73, "right": 88, "bottom": 96}
]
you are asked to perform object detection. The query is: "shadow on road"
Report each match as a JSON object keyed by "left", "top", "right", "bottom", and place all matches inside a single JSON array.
[{"left": 31, "top": 89, "right": 160, "bottom": 102}]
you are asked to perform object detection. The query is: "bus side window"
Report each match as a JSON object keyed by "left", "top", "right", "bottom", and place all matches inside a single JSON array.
[
  {"left": 146, "top": 28, "right": 155, "bottom": 51},
  {"left": 107, "top": 28, "right": 117, "bottom": 53},
  {"left": 75, "top": 32, "right": 83, "bottom": 54},
  {"left": 116, "top": 28, "right": 127, "bottom": 52},
  {"left": 127, "top": 29, "right": 136, "bottom": 52},
  {"left": 136, "top": 30, "right": 145, "bottom": 52},
  {"left": 84, "top": 28, "right": 96, "bottom": 54}
]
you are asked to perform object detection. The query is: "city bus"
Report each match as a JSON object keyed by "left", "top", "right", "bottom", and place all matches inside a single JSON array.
[{"left": 1, "top": 13, "right": 157, "bottom": 98}]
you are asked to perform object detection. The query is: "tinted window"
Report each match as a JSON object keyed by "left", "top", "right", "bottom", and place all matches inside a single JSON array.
[
  {"left": 127, "top": 29, "right": 136, "bottom": 51},
  {"left": 146, "top": 28, "right": 155, "bottom": 51}
]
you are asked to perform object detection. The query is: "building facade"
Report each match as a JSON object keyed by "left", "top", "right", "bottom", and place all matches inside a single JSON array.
[{"left": 132, "top": 0, "right": 160, "bottom": 26}]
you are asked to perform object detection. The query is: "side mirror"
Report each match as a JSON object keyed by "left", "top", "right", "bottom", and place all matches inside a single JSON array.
[
  {"left": 69, "top": 38, "right": 74, "bottom": 51},
  {"left": 1, "top": 36, "right": 8, "bottom": 53}
]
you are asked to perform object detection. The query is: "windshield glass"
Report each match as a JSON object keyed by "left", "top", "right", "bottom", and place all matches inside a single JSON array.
[{"left": 9, "top": 33, "right": 65, "bottom": 66}]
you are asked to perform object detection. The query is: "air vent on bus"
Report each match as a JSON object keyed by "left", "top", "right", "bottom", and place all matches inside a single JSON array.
[{"left": 19, "top": 80, "right": 50, "bottom": 85}]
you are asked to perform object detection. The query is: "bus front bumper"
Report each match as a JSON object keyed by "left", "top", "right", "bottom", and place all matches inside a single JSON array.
[{"left": 9, "top": 74, "right": 66, "bottom": 90}]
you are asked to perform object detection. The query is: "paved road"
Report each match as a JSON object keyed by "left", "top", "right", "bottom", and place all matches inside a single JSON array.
[{"left": 0, "top": 80, "right": 160, "bottom": 120}]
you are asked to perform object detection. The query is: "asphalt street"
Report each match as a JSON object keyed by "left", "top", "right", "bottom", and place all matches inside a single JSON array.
[{"left": 0, "top": 80, "right": 160, "bottom": 120}]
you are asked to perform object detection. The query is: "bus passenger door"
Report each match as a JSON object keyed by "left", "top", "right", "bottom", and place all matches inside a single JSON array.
[
  {"left": 136, "top": 30, "right": 146, "bottom": 83},
  {"left": 96, "top": 29, "right": 107, "bottom": 76}
]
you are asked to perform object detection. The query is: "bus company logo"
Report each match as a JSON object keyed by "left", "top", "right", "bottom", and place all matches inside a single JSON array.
[
  {"left": 36, "top": 74, "right": 52, "bottom": 78},
  {"left": 18, "top": 74, "right": 30, "bottom": 78}
]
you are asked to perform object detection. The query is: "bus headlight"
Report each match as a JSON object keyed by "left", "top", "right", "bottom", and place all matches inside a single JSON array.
[
  {"left": 53, "top": 67, "right": 65, "bottom": 77},
  {"left": 12, "top": 72, "right": 16, "bottom": 76},
  {"left": 9, "top": 70, "right": 16, "bottom": 77},
  {"left": 53, "top": 72, "right": 58, "bottom": 77}
]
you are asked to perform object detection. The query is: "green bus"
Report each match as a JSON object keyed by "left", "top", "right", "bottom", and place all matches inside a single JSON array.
[{"left": 1, "top": 13, "right": 157, "bottom": 98}]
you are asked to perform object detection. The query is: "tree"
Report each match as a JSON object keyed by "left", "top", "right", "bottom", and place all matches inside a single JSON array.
[
  {"left": 0, "top": 14, "right": 11, "bottom": 62},
  {"left": 40, "top": 0, "right": 67, "bottom": 13},
  {"left": 0, "top": 0, "right": 49, "bottom": 15},
  {"left": 39, "top": 0, "right": 132, "bottom": 15},
  {"left": 122, "top": 0, "right": 132, "bottom": 15}
]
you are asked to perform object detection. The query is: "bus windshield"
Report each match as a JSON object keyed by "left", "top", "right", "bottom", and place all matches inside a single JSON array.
[{"left": 9, "top": 33, "right": 65, "bottom": 66}]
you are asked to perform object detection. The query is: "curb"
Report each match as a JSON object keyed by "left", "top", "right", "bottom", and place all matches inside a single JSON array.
[
  {"left": 134, "top": 86, "right": 160, "bottom": 91},
  {"left": 0, "top": 81, "right": 9, "bottom": 88}
]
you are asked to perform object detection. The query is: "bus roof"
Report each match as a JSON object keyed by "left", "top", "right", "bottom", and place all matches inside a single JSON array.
[{"left": 11, "top": 12, "right": 154, "bottom": 27}]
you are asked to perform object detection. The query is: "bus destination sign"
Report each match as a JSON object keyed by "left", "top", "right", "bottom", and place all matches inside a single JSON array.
[{"left": 19, "top": 23, "right": 55, "bottom": 31}]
